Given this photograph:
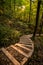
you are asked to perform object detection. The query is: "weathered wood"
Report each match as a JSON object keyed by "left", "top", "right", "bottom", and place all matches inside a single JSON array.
[
  {"left": 0, "top": 35, "right": 34, "bottom": 65},
  {"left": 1, "top": 48, "right": 20, "bottom": 65},
  {"left": 11, "top": 45, "right": 29, "bottom": 58},
  {"left": 15, "top": 43, "right": 31, "bottom": 51},
  {"left": 21, "top": 57, "right": 27, "bottom": 65}
]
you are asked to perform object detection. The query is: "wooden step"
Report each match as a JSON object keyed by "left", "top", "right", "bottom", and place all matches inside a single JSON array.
[
  {"left": 6, "top": 46, "right": 26, "bottom": 63},
  {"left": 15, "top": 44, "right": 31, "bottom": 51},
  {"left": 11, "top": 45, "right": 29, "bottom": 58},
  {"left": 6, "top": 46, "right": 28, "bottom": 65},
  {"left": 0, "top": 50, "right": 15, "bottom": 65},
  {"left": 19, "top": 35, "right": 33, "bottom": 44},
  {"left": 15, "top": 43, "right": 32, "bottom": 46},
  {"left": 14, "top": 44, "right": 33, "bottom": 58},
  {"left": 19, "top": 39, "right": 32, "bottom": 44},
  {"left": 1, "top": 48, "right": 20, "bottom": 65},
  {"left": 0, "top": 35, "right": 34, "bottom": 65}
]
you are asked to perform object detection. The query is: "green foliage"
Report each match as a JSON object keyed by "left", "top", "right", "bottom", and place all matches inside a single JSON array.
[
  {"left": 0, "top": 24, "right": 21, "bottom": 47},
  {"left": 0, "top": 0, "right": 43, "bottom": 47}
]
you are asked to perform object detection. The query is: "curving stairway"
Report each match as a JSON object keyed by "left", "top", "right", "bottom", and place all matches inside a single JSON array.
[{"left": 0, "top": 35, "right": 34, "bottom": 65}]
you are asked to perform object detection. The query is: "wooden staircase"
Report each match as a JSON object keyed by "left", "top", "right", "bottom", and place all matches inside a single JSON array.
[{"left": 0, "top": 35, "right": 34, "bottom": 65}]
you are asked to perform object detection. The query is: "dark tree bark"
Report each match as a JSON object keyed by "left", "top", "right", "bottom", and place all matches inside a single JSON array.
[{"left": 32, "top": 0, "right": 41, "bottom": 40}]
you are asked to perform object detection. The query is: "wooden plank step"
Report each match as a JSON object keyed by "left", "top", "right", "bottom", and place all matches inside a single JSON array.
[
  {"left": 17, "top": 44, "right": 34, "bottom": 59},
  {"left": 6, "top": 46, "right": 25, "bottom": 63},
  {"left": 15, "top": 43, "right": 32, "bottom": 47},
  {"left": 20, "top": 36, "right": 30, "bottom": 41},
  {"left": 23, "top": 45, "right": 33, "bottom": 49},
  {"left": 19, "top": 39, "right": 32, "bottom": 44},
  {"left": 22, "top": 44, "right": 32, "bottom": 47},
  {"left": 1, "top": 48, "right": 20, "bottom": 65},
  {"left": 0, "top": 50, "right": 14, "bottom": 65},
  {"left": 17, "top": 43, "right": 34, "bottom": 51},
  {"left": 19, "top": 35, "right": 33, "bottom": 44},
  {"left": 15, "top": 45, "right": 30, "bottom": 53},
  {"left": 6, "top": 46, "right": 28, "bottom": 65},
  {"left": 21, "top": 57, "right": 27, "bottom": 65},
  {"left": 15, "top": 43, "right": 32, "bottom": 46},
  {"left": 11, "top": 45, "right": 29, "bottom": 58},
  {"left": 15, "top": 44, "right": 31, "bottom": 51},
  {"left": 15, "top": 43, "right": 33, "bottom": 49}
]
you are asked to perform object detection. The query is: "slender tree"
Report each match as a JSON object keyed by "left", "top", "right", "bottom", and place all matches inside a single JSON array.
[{"left": 32, "top": 0, "right": 41, "bottom": 40}]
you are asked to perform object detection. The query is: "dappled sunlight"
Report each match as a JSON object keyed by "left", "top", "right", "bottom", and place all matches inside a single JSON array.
[
  {"left": 18, "top": 5, "right": 26, "bottom": 13},
  {"left": 21, "top": 5, "right": 25, "bottom": 11}
]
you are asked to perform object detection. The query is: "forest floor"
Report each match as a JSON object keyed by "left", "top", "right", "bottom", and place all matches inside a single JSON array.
[{"left": 29, "top": 36, "right": 43, "bottom": 65}]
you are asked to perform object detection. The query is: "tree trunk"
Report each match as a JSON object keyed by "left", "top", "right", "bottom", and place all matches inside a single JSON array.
[{"left": 32, "top": 0, "right": 41, "bottom": 40}]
